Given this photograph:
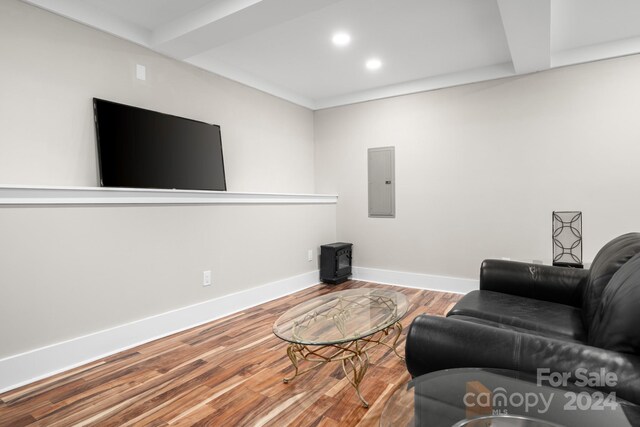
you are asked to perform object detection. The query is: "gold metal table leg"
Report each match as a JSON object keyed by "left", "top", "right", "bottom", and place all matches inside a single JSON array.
[
  {"left": 281, "top": 321, "right": 404, "bottom": 407},
  {"left": 282, "top": 344, "right": 300, "bottom": 383},
  {"left": 390, "top": 321, "right": 405, "bottom": 361},
  {"left": 341, "top": 349, "right": 371, "bottom": 407}
]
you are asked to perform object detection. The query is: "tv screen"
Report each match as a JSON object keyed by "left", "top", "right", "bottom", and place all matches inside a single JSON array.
[{"left": 93, "top": 98, "right": 227, "bottom": 191}]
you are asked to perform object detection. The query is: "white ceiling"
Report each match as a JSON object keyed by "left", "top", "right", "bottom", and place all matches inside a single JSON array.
[{"left": 21, "top": 0, "right": 640, "bottom": 110}]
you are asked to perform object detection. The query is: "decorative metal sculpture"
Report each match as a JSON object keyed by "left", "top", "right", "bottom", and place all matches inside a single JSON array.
[{"left": 552, "top": 211, "right": 583, "bottom": 267}]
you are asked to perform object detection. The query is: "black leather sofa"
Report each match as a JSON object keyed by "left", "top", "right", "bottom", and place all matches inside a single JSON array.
[{"left": 405, "top": 233, "right": 640, "bottom": 405}]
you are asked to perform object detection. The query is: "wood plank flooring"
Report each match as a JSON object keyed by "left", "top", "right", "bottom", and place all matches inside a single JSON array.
[{"left": 0, "top": 280, "right": 461, "bottom": 427}]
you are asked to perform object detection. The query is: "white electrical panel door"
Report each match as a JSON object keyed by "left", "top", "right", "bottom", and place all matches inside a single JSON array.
[{"left": 368, "top": 146, "right": 395, "bottom": 218}]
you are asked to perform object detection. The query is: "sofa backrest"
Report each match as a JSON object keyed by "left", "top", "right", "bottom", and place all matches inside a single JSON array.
[
  {"left": 589, "top": 252, "right": 640, "bottom": 353},
  {"left": 582, "top": 232, "right": 640, "bottom": 328}
]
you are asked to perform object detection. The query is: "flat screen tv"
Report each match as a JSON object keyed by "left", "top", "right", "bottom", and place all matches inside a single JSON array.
[{"left": 93, "top": 98, "right": 226, "bottom": 191}]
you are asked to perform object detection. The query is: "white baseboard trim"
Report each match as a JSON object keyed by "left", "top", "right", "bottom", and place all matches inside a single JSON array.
[
  {"left": 352, "top": 266, "right": 478, "bottom": 294},
  {"left": 0, "top": 270, "right": 320, "bottom": 394}
]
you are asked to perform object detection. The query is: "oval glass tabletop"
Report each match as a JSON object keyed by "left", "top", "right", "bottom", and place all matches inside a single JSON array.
[
  {"left": 380, "top": 368, "right": 640, "bottom": 427},
  {"left": 273, "top": 288, "right": 408, "bottom": 345}
]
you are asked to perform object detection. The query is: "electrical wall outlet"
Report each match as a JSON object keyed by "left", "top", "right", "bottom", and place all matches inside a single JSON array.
[
  {"left": 307, "top": 249, "right": 313, "bottom": 262},
  {"left": 203, "top": 270, "right": 211, "bottom": 287}
]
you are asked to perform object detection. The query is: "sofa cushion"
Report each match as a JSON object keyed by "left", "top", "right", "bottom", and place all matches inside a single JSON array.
[
  {"left": 589, "top": 252, "right": 640, "bottom": 353},
  {"left": 582, "top": 232, "right": 640, "bottom": 328},
  {"left": 448, "top": 290, "right": 586, "bottom": 342}
]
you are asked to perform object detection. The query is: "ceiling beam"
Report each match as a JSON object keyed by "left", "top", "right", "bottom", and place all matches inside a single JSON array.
[
  {"left": 552, "top": 36, "right": 640, "bottom": 68},
  {"left": 21, "top": 0, "right": 151, "bottom": 46},
  {"left": 497, "top": 0, "right": 551, "bottom": 74},
  {"left": 152, "top": 0, "right": 342, "bottom": 60},
  {"left": 151, "top": 0, "right": 262, "bottom": 57},
  {"left": 186, "top": 55, "right": 316, "bottom": 109}
]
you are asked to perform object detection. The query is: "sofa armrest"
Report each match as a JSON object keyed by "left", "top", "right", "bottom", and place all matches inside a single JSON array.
[
  {"left": 406, "top": 314, "right": 520, "bottom": 378},
  {"left": 406, "top": 315, "right": 640, "bottom": 405},
  {"left": 480, "top": 259, "right": 588, "bottom": 306}
]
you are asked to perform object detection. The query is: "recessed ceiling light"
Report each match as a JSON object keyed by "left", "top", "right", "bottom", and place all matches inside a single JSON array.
[
  {"left": 332, "top": 32, "right": 351, "bottom": 47},
  {"left": 365, "top": 58, "right": 382, "bottom": 70}
]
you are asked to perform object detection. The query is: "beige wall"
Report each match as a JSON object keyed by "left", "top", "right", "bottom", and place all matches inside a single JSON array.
[
  {"left": 0, "top": 0, "right": 314, "bottom": 193},
  {"left": 0, "top": 204, "right": 335, "bottom": 357},
  {"left": 315, "top": 55, "right": 640, "bottom": 279},
  {"left": 0, "top": 0, "right": 335, "bottom": 358}
]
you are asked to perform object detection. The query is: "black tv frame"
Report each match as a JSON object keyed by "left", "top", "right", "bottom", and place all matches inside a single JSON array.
[{"left": 93, "top": 98, "right": 227, "bottom": 192}]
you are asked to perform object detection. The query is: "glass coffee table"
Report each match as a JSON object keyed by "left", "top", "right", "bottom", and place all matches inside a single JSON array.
[
  {"left": 380, "top": 368, "right": 640, "bottom": 426},
  {"left": 273, "top": 288, "right": 408, "bottom": 407}
]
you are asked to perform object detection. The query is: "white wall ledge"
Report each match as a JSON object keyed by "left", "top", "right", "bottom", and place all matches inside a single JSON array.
[{"left": 0, "top": 185, "right": 338, "bottom": 206}]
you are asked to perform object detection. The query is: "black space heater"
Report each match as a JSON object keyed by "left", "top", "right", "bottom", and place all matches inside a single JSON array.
[{"left": 320, "top": 242, "right": 352, "bottom": 284}]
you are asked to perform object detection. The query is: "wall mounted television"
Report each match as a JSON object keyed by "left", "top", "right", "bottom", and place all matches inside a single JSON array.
[{"left": 93, "top": 98, "right": 227, "bottom": 191}]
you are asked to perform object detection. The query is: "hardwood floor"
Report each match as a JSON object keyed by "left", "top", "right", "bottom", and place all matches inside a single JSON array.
[{"left": 0, "top": 280, "right": 461, "bottom": 427}]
